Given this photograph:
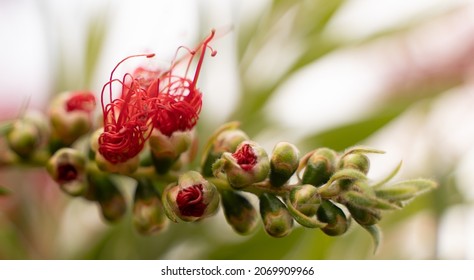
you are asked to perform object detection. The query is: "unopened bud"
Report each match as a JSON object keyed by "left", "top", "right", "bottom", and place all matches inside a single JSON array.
[
  {"left": 269, "top": 142, "right": 299, "bottom": 187},
  {"left": 47, "top": 148, "right": 87, "bottom": 196},
  {"left": 289, "top": 184, "right": 320, "bottom": 217},
  {"left": 221, "top": 190, "right": 258, "bottom": 235},
  {"left": 259, "top": 193, "right": 293, "bottom": 238},
  {"left": 346, "top": 203, "right": 381, "bottom": 226},
  {"left": 6, "top": 112, "right": 48, "bottom": 158},
  {"left": 316, "top": 200, "right": 350, "bottom": 236},
  {"left": 162, "top": 171, "right": 219, "bottom": 222},
  {"left": 133, "top": 179, "right": 168, "bottom": 235},
  {"left": 339, "top": 153, "right": 370, "bottom": 175},
  {"left": 149, "top": 129, "right": 192, "bottom": 174},
  {"left": 214, "top": 141, "right": 270, "bottom": 189},
  {"left": 302, "top": 148, "right": 337, "bottom": 187},
  {"left": 87, "top": 174, "right": 127, "bottom": 222}
]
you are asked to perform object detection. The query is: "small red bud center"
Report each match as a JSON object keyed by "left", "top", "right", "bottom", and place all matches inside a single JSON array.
[
  {"left": 66, "top": 92, "right": 96, "bottom": 112},
  {"left": 57, "top": 163, "right": 78, "bottom": 183},
  {"left": 176, "top": 184, "right": 206, "bottom": 217},
  {"left": 232, "top": 144, "right": 257, "bottom": 171}
]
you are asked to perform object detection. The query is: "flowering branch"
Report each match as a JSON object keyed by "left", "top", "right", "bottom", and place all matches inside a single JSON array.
[{"left": 0, "top": 29, "right": 436, "bottom": 253}]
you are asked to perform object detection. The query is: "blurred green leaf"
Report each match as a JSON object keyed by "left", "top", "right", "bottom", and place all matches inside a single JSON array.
[{"left": 84, "top": 11, "right": 109, "bottom": 88}]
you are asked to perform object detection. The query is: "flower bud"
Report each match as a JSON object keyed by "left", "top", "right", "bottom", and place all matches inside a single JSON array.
[
  {"left": 221, "top": 190, "right": 258, "bottom": 235},
  {"left": 288, "top": 184, "right": 320, "bottom": 217},
  {"left": 47, "top": 148, "right": 87, "bottom": 196},
  {"left": 6, "top": 112, "right": 48, "bottom": 159},
  {"left": 339, "top": 153, "right": 370, "bottom": 175},
  {"left": 302, "top": 148, "right": 337, "bottom": 187},
  {"left": 201, "top": 127, "right": 249, "bottom": 177},
  {"left": 162, "top": 171, "right": 219, "bottom": 222},
  {"left": 214, "top": 141, "right": 270, "bottom": 189},
  {"left": 316, "top": 200, "right": 350, "bottom": 236},
  {"left": 259, "top": 193, "right": 293, "bottom": 238},
  {"left": 87, "top": 174, "right": 127, "bottom": 222},
  {"left": 148, "top": 129, "right": 193, "bottom": 174},
  {"left": 133, "top": 179, "right": 168, "bottom": 235},
  {"left": 346, "top": 203, "right": 381, "bottom": 226},
  {"left": 269, "top": 142, "right": 299, "bottom": 187},
  {"left": 49, "top": 91, "right": 96, "bottom": 148}
]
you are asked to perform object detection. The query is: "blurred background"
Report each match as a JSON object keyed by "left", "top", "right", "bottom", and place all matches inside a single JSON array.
[{"left": 1, "top": 0, "right": 474, "bottom": 259}]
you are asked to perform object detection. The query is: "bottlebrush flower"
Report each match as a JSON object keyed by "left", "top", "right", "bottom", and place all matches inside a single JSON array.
[
  {"left": 97, "top": 53, "right": 156, "bottom": 166},
  {"left": 149, "top": 29, "right": 217, "bottom": 136},
  {"left": 47, "top": 148, "right": 87, "bottom": 196}
]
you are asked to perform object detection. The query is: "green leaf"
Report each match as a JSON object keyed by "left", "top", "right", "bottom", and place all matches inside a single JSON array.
[
  {"left": 363, "top": 224, "right": 382, "bottom": 254},
  {"left": 84, "top": 11, "right": 109, "bottom": 88},
  {"left": 285, "top": 196, "right": 327, "bottom": 228},
  {"left": 374, "top": 179, "right": 437, "bottom": 202},
  {"left": 342, "top": 190, "right": 401, "bottom": 210}
]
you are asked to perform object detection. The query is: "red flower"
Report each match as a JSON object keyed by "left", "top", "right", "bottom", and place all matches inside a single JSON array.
[
  {"left": 150, "top": 29, "right": 217, "bottom": 136},
  {"left": 98, "top": 54, "right": 156, "bottom": 164},
  {"left": 232, "top": 143, "right": 257, "bottom": 171},
  {"left": 176, "top": 184, "right": 206, "bottom": 217}
]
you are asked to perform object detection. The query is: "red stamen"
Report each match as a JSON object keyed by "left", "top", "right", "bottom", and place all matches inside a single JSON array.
[
  {"left": 232, "top": 144, "right": 257, "bottom": 171},
  {"left": 176, "top": 184, "right": 206, "bottom": 217}
]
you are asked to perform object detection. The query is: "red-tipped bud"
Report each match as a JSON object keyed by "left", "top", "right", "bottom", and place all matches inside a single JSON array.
[
  {"left": 162, "top": 171, "right": 219, "bottom": 222},
  {"left": 213, "top": 141, "right": 270, "bottom": 189},
  {"left": 49, "top": 91, "right": 96, "bottom": 147}
]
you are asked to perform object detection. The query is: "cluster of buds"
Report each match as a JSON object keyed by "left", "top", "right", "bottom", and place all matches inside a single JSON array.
[
  {"left": 0, "top": 30, "right": 437, "bottom": 252},
  {"left": 202, "top": 124, "right": 436, "bottom": 249}
]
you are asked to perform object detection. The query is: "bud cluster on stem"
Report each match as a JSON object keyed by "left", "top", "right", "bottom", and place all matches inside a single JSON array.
[{"left": 0, "top": 30, "right": 436, "bottom": 253}]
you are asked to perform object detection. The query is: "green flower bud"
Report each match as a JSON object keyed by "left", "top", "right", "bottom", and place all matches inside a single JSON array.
[
  {"left": 221, "top": 190, "right": 258, "bottom": 235},
  {"left": 162, "top": 171, "right": 219, "bottom": 222},
  {"left": 149, "top": 129, "right": 193, "bottom": 174},
  {"left": 87, "top": 174, "right": 127, "bottom": 223},
  {"left": 289, "top": 184, "right": 320, "bottom": 217},
  {"left": 49, "top": 91, "right": 96, "bottom": 148},
  {"left": 269, "top": 142, "right": 299, "bottom": 187},
  {"left": 259, "top": 193, "right": 293, "bottom": 238},
  {"left": 316, "top": 200, "right": 350, "bottom": 236},
  {"left": 6, "top": 112, "right": 48, "bottom": 158},
  {"left": 201, "top": 127, "right": 249, "bottom": 177},
  {"left": 301, "top": 148, "right": 337, "bottom": 187},
  {"left": 214, "top": 141, "right": 270, "bottom": 189},
  {"left": 47, "top": 148, "right": 87, "bottom": 196},
  {"left": 346, "top": 203, "right": 381, "bottom": 226},
  {"left": 339, "top": 153, "right": 370, "bottom": 175},
  {"left": 133, "top": 179, "right": 168, "bottom": 235}
]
